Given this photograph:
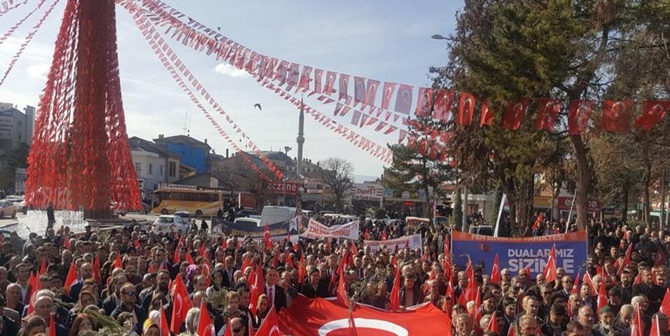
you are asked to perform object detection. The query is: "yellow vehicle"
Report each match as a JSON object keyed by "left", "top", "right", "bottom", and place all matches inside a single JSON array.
[{"left": 151, "top": 186, "right": 222, "bottom": 217}]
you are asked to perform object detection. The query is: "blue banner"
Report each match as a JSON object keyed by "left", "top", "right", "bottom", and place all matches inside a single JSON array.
[{"left": 451, "top": 230, "right": 588, "bottom": 278}]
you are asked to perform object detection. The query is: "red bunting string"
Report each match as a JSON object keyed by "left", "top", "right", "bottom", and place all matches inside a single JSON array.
[
  {"left": 0, "top": 0, "right": 28, "bottom": 17},
  {"left": 25, "top": 0, "right": 78, "bottom": 209},
  {"left": 0, "top": 0, "right": 59, "bottom": 86},
  {"left": 137, "top": 0, "right": 408, "bottom": 134},
  {"left": 122, "top": 3, "right": 276, "bottom": 181},
  {"left": 26, "top": 0, "right": 141, "bottom": 212},
  {"left": 0, "top": 0, "right": 46, "bottom": 46},
  {"left": 257, "top": 79, "right": 393, "bottom": 164}
]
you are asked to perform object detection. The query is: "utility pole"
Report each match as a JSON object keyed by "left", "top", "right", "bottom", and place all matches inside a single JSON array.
[{"left": 661, "top": 166, "right": 666, "bottom": 230}]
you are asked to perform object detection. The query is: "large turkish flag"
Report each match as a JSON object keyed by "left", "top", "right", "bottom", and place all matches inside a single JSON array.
[{"left": 278, "top": 296, "right": 451, "bottom": 336}]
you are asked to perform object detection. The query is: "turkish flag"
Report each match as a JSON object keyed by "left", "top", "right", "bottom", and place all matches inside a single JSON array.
[
  {"left": 64, "top": 263, "right": 76, "bottom": 295},
  {"left": 339, "top": 74, "right": 350, "bottom": 101},
  {"left": 249, "top": 264, "right": 265, "bottom": 314},
  {"left": 274, "top": 61, "right": 289, "bottom": 86},
  {"left": 160, "top": 307, "right": 170, "bottom": 336},
  {"left": 394, "top": 84, "right": 414, "bottom": 114},
  {"left": 381, "top": 82, "right": 396, "bottom": 110},
  {"left": 568, "top": 100, "right": 594, "bottom": 135},
  {"left": 364, "top": 79, "right": 380, "bottom": 111},
  {"left": 490, "top": 253, "right": 500, "bottom": 285},
  {"left": 389, "top": 265, "right": 401, "bottom": 310},
  {"left": 197, "top": 301, "right": 215, "bottom": 336},
  {"left": 92, "top": 255, "right": 102, "bottom": 283},
  {"left": 263, "top": 223, "right": 273, "bottom": 248},
  {"left": 596, "top": 277, "right": 607, "bottom": 313},
  {"left": 353, "top": 76, "right": 366, "bottom": 106},
  {"left": 433, "top": 89, "right": 455, "bottom": 121},
  {"left": 256, "top": 304, "right": 285, "bottom": 336},
  {"left": 286, "top": 63, "right": 300, "bottom": 90},
  {"left": 637, "top": 100, "right": 669, "bottom": 131},
  {"left": 457, "top": 92, "right": 476, "bottom": 125},
  {"left": 502, "top": 99, "right": 530, "bottom": 130},
  {"left": 171, "top": 276, "right": 193, "bottom": 334},
  {"left": 415, "top": 87, "right": 433, "bottom": 118},
  {"left": 278, "top": 296, "right": 452, "bottom": 336},
  {"left": 480, "top": 100, "right": 494, "bottom": 126},
  {"left": 601, "top": 100, "right": 632, "bottom": 134},
  {"left": 543, "top": 245, "right": 558, "bottom": 284},
  {"left": 298, "top": 66, "right": 312, "bottom": 93},
  {"left": 535, "top": 99, "right": 561, "bottom": 131},
  {"left": 314, "top": 68, "right": 324, "bottom": 94},
  {"left": 659, "top": 288, "right": 670, "bottom": 315},
  {"left": 325, "top": 71, "right": 337, "bottom": 95},
  {"left": 617, "top": 244, "right": 632, "bottom": 275},
  {"left": 48, "top": 313, "right": 56, "bottom": 336},
  {"left": 114, "top": 252, "right": 123, "bottom": 269}
]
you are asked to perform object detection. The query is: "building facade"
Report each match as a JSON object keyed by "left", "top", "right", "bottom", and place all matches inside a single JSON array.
[
  {"left": 0, "top": 103, "right": 35, "bottom": 154},
  {"left": 153, "top": 135, "right": 211, "bottom": 174},
  {"left": 129, "top": 136, "right": 180, "bottom": 200}
]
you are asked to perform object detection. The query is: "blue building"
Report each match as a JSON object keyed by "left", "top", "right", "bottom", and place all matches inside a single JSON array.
[{"left": 153, "top": 135, "right": 211, "bottom": 174}]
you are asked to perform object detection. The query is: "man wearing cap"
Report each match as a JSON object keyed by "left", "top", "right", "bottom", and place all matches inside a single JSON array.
[{"left": 593, "top": 306, "right": 615, "bottom": 336}]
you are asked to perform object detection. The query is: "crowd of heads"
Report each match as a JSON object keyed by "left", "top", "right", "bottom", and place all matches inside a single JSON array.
[{"left": 0, "top": 214, "right": 666, "bottom": 336}]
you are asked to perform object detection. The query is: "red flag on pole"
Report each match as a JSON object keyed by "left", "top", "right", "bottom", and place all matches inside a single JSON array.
[
  {"left": 64, "top": 263, "right": 76, "bottom": 295},
  {"left": 596, "top": 277, "right": 607, "bottom": 313},
  {"left": 39, "top": 257, "right": 47, "bottom": 276},
  {"left": 114, "top": 252, "right": 122, "bottom": 269},
  {"left": 263, "top": 224, "right": 273, "bottom": 248},
  {"left": 531, "top": 213, "right": 543, "bottom": 230},
  {"left": 363, "top": 228, "right": 370, "bottom": 240},
  {"left": 543, "top": 245, "right": 558, "bottom": 284},
  {"left": 381, "top": 230, "right": 387, "bottom": 241},
  {"left": 487, "top": 311, "right": 499, "bottom": 334},
  {"left": 490, "top": 253, "right": 500, "bottom": 285},
  {"left": 389, "top": 263, "right": 401, "bottom": 310},
  {"left": 249, "top": 264, "right": 264, "bottom": 315},
  {"left": 92, "top": 255, "right": 102, "bottom": 283},
  {"left": 256, "top": 304, "right": 285, "bottom": 336},
  {"left": 26, "top": 271, "right": 39, "bottom": 315},
  {"left": 660, "top": 288, "right": 670, "bottom": 316},
  {"left": 170, "top": 276, "right": 193, "bottom": 334},
  {"left": 197, "top": 301, "right": 215, "bottom": 336},
  {"left": 160, "top": 307, "right": 170, "bottom": 336},
  {"left": 48, "top": 313, "right": 56, "bottom": 336},
  {"left": 618, "top": 244, "right": 632, "bottom": 275}
]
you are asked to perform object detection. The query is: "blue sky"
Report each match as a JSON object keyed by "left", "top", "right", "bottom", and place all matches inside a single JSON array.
[{"left": 0, "top": 0, "right": 463, "bottom": 178}]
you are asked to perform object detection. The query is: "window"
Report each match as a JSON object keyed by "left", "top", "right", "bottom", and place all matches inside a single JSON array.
[
  {"left": 168, "top": 162, "right": 176, "bottom": 177},
  {"left": 148, "top": 163, "right": 153, "bottom": 175},
  {"left": 135, "top": 162, "right": 142, "bottom": 174},
  {"left": 160, "top": 165, "right": 164, "bottom": 176}
]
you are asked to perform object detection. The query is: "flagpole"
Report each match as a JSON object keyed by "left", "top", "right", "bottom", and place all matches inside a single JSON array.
[
  {"left": 494, "top": 194, "right": 506, "bottom": 237},
  {"left": 566, "top": 193, "right": 577, "bottom": 233}
]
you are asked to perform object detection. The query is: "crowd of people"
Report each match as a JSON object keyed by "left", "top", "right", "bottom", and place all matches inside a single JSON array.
[{"left": 0, "top": 212, "right": 667, "bottom": 336}]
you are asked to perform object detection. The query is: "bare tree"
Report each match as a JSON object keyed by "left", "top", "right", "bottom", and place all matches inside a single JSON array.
[{"left": 319, "top": 158, "right": 355, "bottom": 213}]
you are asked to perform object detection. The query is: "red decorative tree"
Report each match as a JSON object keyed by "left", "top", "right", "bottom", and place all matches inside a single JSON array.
[{"left": 25, "top": 0, "right": 140, "bottom": 218}]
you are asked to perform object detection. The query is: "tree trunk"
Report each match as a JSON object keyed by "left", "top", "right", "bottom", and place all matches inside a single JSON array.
[
  {"left": 570, "top": 135, "right": 591, "bottom": 230},
  {"left": 621, "top": 184, "right": 629, "bottom": 223},
  {"left": 454, "top": 189, "right": 463, "bottom": 229},
  {"left": 643, "top": 161, "right": 651, "bottom": 225}
]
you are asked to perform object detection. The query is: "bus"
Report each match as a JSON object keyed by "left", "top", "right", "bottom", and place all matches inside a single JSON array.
[{"left": 151, "top": 186, "right": 222, "bottom": 217}]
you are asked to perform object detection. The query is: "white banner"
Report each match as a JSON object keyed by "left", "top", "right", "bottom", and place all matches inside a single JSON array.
[
  {"left": 363, "top": 234, "right": 423, "bottom": 253},
  {"left": 301, "top": 219, "right": 359, "bottom": 240}
]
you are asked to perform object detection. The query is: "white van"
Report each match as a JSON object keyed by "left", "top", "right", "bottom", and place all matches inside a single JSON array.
[
  {"left": 234, "top": 217, "right": 262, "bottom": 226},
  {"left": 260, "top": 206, "right": 297, "bottom": 226}
]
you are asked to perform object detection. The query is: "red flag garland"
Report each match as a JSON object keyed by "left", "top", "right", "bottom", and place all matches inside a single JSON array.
[{"left": 601, "top": 100, "right": 632, "bottom": 134}]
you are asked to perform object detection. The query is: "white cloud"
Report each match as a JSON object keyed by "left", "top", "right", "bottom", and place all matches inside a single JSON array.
[
  {"left": 214, "top": 63, "right": 249, "bottom": 78},
  {"left": 25, "top": 63, "right": 50, "bottom": 79}
]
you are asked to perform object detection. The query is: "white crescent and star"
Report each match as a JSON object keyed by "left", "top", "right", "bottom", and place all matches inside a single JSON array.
[{"left": 317, "top": 318, "right": 409, "bottom": 336}]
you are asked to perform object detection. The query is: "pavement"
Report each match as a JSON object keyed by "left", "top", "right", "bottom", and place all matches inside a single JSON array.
[{"left": 0, "top": 212, "right": 158, "bottom": 238}]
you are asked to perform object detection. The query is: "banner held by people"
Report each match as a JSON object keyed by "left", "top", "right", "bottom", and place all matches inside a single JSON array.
[
  {"left": 301, "top": 218, "right": 359, "bottom": 240},
  {"left": 363, "top": 233, "right": 423, "bottom": 253}
]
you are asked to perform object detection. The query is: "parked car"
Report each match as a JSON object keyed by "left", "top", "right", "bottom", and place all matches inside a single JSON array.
[
  {"left": 151, "top": 215, "right": 189, "bottom": 234},
  {"left": 469, "top": 225, "right": 494, "bottom": 236},
  {"left": 0, "top": 201, "right": 17, "bottom": 218}
]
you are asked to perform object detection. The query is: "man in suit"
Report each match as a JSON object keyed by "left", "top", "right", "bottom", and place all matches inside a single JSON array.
[
  {"left": 302, "top": 268, "right": 329, "bottom": 298},
  {"left": 264, "top": 267, "right": 286, "bottom": 312},
  {"left": 222, "top": 256, "right": 237, "bottom": 288}
]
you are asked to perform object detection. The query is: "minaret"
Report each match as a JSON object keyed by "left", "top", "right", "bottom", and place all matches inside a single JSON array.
[{"left": 296, "top": 98, "right": 305, "bottom": 175}]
